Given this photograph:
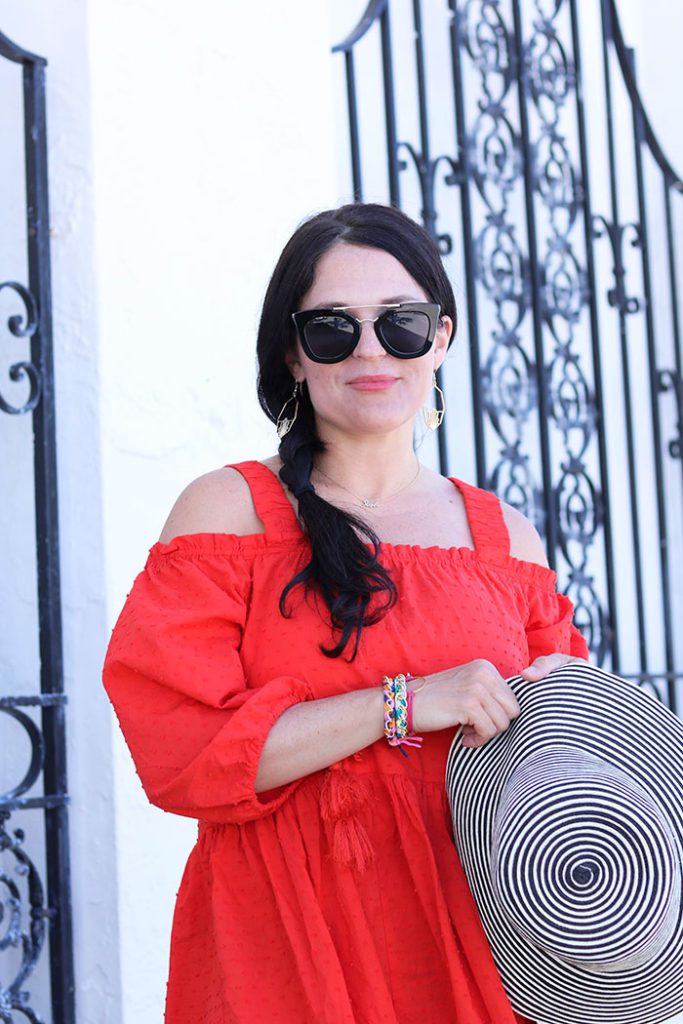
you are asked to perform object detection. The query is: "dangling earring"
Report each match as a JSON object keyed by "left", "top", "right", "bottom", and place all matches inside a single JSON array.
[
  {"left": 422, "top": 371, "right": 445, "bottom": 430},
  {"left": 277, "top": 380, "right": 301, "bottom": 438}
]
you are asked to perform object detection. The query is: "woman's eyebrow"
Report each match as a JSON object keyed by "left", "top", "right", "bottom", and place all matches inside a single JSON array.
[{"left": 310, "top": 294, "right": 419, "bottom": 310}]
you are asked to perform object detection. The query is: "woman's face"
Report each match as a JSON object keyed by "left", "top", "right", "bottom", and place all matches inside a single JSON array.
[{"left": 286, "top": 242, "right": 452, "bottom": 440}]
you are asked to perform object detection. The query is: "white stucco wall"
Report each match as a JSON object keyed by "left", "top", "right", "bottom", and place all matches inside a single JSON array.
[
  {"left": 2, "top": 0, "right": 683, "bottom": 1021},
  {"left": 89, "top": 2, "right": 342, "bottom": 1020}
]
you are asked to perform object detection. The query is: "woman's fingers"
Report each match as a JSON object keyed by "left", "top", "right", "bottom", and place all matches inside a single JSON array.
[
  {"left": 462, "top": 707, "right": 513, "bottom": 747},
  {"left": 519, "top": 652, "right": 579, "bottom": 681},
  {"left": 462, "top": 686, "right": 520, "bottom": 747},
  {"left": 461, "top": 709, "right": 499, "bottom": 747},
  {"left": 494, "top": 681, "right": 521, "bottom": 721}
]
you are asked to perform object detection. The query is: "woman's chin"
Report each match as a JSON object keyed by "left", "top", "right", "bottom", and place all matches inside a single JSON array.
[{"left": 319, "top": 409, "right": 418, "bottom": 437}]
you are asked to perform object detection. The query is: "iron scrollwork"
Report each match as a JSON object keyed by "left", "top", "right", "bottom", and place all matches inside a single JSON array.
[
  {"left": 591, "top": 216, "right": 642, "bottom": 315},
  {"left": 657, "top": 369, "right": 683, "bottom": 460},
  {"left": 0, "top": 705, "right": 44, "bottom": 805},
  {"left": 461, "top": 1, "right": 537, "bottom": 505},
  {"left": 0, "top": 813, "right": 49, "bottom": 1024},
  {"left": 523, "top": 1, "right": 604, "bottom": 654},
  {"left": 0, "top": 695, "right": 65, "bottom": 1022},
  {"left": 0, "top": 281, "right": 41, "bottom": 416},
  {"left": 395, "top": 144, "right": 459, "bottom": 255}
]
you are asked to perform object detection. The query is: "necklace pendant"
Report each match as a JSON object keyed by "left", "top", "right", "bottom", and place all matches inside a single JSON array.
[{"left": 362, "top": 498, "right": 380, "bottom": 509}]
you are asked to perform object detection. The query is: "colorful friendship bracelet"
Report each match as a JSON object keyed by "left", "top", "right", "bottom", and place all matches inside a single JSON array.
[
  {"left": 393, "top": 673, "right": 409, "bottom": 738},
  {"left": 382, "top": 672, "right": 424, "bottom": 755}
]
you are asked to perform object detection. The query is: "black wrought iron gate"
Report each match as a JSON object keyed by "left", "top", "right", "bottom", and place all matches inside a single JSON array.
[
  {"left": 333, "top": 0, "right": 683, "bottom": 711},
  {"left": 0, "top": 31, "right": 75, "bottom": 1024}
]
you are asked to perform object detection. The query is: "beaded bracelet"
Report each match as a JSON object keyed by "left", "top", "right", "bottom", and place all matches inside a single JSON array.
[{"left": 382, "top": 673, "right": 424, "bottom": 754}]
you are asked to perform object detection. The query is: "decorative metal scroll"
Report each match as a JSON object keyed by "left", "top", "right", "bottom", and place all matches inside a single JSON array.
[
  {"left": 333, "top": 0, "right": 683, "bottom": 710},
  {"left": 0, "top": 30, "right": 75, "bottom": 1024}
]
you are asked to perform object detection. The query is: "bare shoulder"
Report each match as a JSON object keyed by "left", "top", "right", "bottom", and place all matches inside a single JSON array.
[
  {"left": 499, "top": 500, "right": 550, "bottom": 568},
  {"left": 158, "top": 465, "right": 265, "bottom": 544}
]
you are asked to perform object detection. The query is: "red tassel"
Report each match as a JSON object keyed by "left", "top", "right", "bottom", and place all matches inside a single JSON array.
[{"left": 320, "top": 762, "right": 374, "bottom": 871}]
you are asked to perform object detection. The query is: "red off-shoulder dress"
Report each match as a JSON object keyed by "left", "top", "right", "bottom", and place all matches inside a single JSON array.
[{"left": 103, "top": 460, "right": 589, "bottom": 1024}]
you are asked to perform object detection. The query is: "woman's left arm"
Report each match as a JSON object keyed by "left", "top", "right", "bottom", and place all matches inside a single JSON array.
[{"left": 501, "top": 501, "right": 590, "bottom": 683}]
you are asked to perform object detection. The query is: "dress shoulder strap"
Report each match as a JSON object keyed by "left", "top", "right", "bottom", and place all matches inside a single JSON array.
[
  {"left": 449, "top": 476, "right": 511, "bottom": 563},
  {"left": 227, "top": 460, "right": 302, "bottom": 537}
]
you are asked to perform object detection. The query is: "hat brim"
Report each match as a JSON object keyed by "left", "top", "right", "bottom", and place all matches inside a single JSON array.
[{"left": 445, "top": 662, "right": 683, "bottom": 1024}]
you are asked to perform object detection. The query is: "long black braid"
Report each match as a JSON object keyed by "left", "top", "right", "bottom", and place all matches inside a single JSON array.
[
  {"left": 256, "top": 203, "right": 456, "bottom": 661},
  {"left": 277, "top": 385, "right": 398, "bottom": 660}
]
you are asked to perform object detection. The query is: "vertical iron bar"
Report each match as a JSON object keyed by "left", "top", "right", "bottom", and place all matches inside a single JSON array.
[
  {"left": 447, "top": 0, "right": 486, "bottom": 486},
  {"left": 411, "top": 0, "right": 449, "bottom": 474},
  {"left": 345, "top": 50, "right": 364, "bottom": 201},
  {"left": 380, "top": 6, "right": 401, "bottom": 205},
  {"left": 664, "top": 182, "right": 683, "bottom": 385},
  {"left": 510, "top": 0, "right": 557, "bottom": 563},
  {"left": 568, "top": 0, "right": 619, "bottom": 668},
  {"left": 23, "top": 58, "right": 76, "bottom": 1022},
  {"left": 628, "top": 47, "right": 676, "bottom": 711},
  {"left": 411, "top": 0, "right": 433, "bottom": 233},
  {"left": 600, "top": 0, "right": 649, "bottom": 676}
]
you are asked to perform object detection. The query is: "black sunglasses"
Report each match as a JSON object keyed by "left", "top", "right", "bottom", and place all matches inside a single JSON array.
[{"left": 291, "top": 302, "right": 442, "bottom": 363}]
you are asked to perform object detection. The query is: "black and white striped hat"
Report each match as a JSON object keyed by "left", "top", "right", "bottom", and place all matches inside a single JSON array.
[{"left": 445, "top": 661, "right": 683, "bottom": 1024}]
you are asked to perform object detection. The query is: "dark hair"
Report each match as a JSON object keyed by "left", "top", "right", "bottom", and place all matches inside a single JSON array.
[{"left": 256, "top": 203, "right": 457, "bottom": 660}]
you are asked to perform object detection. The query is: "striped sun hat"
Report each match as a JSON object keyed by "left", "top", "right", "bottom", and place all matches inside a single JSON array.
[{"left": 445, "top": 661, "right": 683, "bottom": 1024}]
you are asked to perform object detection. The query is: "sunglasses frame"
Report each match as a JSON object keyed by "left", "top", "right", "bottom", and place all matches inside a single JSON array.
[{"left": 291, "top": 301, "right": 442, "bottom": 363}]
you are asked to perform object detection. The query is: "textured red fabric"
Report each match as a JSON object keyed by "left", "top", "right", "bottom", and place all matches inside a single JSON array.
[{"left": 103, "top": 461, "right": 589, "bottom": 1024}]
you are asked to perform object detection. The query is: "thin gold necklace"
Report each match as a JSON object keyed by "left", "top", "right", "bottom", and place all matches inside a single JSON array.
[{"left": 313, "top": 461, "right": 422, "bottom": 509}]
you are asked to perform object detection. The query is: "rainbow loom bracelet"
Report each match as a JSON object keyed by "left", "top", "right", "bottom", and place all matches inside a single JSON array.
[
  {"left": 382, "top": 675, "right": 397, "bottom": 743},
  {"left": 382, "top": 673, "right": 423, "bottom": 752},
  {"left": 392, "top": 673, "right": 410, "bottom": 738}
]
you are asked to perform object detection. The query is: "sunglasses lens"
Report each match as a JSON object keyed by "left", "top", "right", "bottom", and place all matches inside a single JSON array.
[
  {"left": 378, "top": 310, "right": 432, "bottom": 356},
  {"left": 302, "top": 315, "right": 356, "bottom": 361}
]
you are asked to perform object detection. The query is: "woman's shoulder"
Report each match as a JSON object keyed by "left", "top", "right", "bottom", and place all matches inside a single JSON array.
[
  {"left": 454, "top": 473, "right": 550, "bottom": 569},
  {"left": 158, "top": 458, "right": 280, "bottom": 544},
  {"left": 498, "top": 498, "right": 550, "bottom": 569}
]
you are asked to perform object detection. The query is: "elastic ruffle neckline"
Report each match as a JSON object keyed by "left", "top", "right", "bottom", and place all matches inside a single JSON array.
[{"left": 147, "top": 530, "right": 559, "bottom": 588}]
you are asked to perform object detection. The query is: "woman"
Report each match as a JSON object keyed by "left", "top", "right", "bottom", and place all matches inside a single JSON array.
[{"left": 103, "top": 202, "right": 589, "bottom": 1024}]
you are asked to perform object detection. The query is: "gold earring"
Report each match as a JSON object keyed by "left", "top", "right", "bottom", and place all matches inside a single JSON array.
[
  {"left": 422, "top": 371, "right": 445, "bottom": 430},
  {"left": 277, "top": 381, "right": 301, "bottom": 438}
]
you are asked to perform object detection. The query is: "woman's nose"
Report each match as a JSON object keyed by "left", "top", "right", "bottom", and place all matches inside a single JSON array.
[{"left": 354, "top": 318, "right": 385, "bottom": 357}]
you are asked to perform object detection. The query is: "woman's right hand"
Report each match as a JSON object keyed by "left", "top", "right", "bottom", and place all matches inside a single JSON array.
[{"left": 412, "top": 659, "right": 520, "bottom": 748}]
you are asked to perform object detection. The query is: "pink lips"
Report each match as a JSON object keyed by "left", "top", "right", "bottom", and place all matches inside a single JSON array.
[{"left": 347, "top": 376, "right": 399, "bottom": 390}]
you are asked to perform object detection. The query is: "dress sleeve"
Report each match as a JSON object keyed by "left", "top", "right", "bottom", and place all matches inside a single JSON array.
[
  {"left": 524, "top": 579, "right": 590, "bottom": 662},
  {"left": 102, "top": 544, "right": 314, "bottom": 825}
]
